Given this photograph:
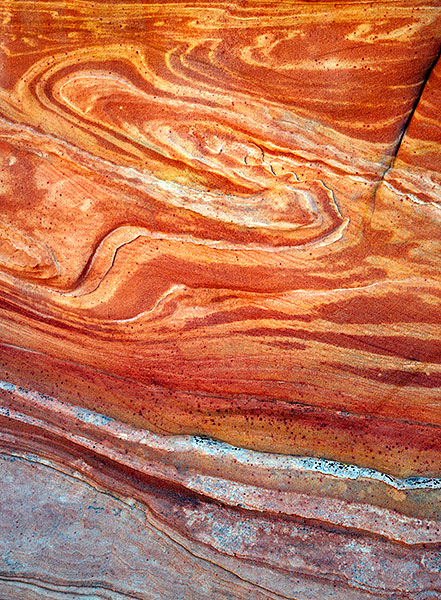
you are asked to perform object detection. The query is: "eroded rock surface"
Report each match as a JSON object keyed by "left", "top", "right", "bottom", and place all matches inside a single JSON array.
[{"left": 1, "top": 1, "right": 441, "bottom": 598}]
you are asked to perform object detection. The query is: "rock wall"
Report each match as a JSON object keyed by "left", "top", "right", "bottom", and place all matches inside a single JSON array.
[{"left": 1, "top": 1, "right": 441, "bottom": 598}]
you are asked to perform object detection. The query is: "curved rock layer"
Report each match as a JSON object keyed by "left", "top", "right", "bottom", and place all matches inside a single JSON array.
[
  {"left": 2, "top": 382, "right": 441, "bottom": 600},
  {"left": 1, "top": 1, "right": 441, "bottom": 598}
]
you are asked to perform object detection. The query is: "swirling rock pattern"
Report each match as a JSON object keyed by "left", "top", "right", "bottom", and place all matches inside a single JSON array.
[{"left": 1, "top": 1, "right": 441, "bottom": 598}]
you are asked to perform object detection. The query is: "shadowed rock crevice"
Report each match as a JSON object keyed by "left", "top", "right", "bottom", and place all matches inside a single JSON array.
[{"left": 386, "top": 42, "right": 441, "bottom": 175}]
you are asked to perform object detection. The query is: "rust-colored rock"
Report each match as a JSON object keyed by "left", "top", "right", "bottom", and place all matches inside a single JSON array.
[{"left": 1, "top": 1, "right": 441, "bottom": 598}]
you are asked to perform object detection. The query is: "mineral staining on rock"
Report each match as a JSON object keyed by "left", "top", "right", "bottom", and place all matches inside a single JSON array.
[{"left": 1, "top": 1, "right": 441, "bottom": 598}]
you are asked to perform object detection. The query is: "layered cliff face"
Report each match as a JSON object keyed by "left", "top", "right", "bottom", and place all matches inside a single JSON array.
[{"left": 1, "top": 1, "right": 441, "bottom": 598}]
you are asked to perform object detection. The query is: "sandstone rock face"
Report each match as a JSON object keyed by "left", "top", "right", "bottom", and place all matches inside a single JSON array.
[{"left": 1, "top": 1, "right": 441, "bottom": 598}]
